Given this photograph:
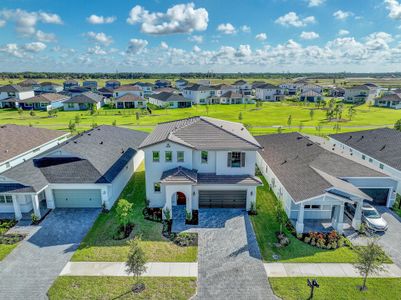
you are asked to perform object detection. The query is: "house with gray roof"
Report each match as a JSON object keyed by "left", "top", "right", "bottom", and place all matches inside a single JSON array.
[
  {"left": 139, "top": 116, "right": 262, "bottom": 222},
  {"left": 299, "top": 90, "right": 323, "bottom": 103},
  {"left": 105, "top": 80, "right": 121, "bottom": 90},
  {"left": 329, "top": 128, "right": 401, "bottom": 195},
  {"left": 114, "top": 93, "right": 147, "bottom": 109},
  {"left": 256, "top": 132, "right": 398, "bottom": 233},
  {"left": 18, "top": 93, "right": 70, "bottom": 111},
  {"left": 39, "top": 82, "right": 63, "bottom": 93},
  {"left": 148, "top": 92, "right": 192, "bottom": 108},
  {"left": 0, "top": 85, "right": 35, "bottom": 108},
  {"left": 0, "top": 125, "right": 147, "bottom": 220},
  {"left": 63, "top": 91, "right": 104, "bottom": 111},
  {"left": 344, "top": 85, "right": 377, "bottom": 104},
  {"left": 255, "top": 83, "right": 285, "bottom": 101},
  {"left": 182, "top": 84, "right": 216, "bottom": 104},
  {"left": 63, "top": 79, "right": 79, "bottom": 91},
  {"left": 374, "top": 93, "right": 401, "bottom": 109}
]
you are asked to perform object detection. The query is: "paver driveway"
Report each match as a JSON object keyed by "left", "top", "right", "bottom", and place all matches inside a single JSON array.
[
  {"left": 0, "top": 208, "right": 100, "bottom": 300},
  {"left": 192, "top": 209, "right": 276, "bottom": 300}
]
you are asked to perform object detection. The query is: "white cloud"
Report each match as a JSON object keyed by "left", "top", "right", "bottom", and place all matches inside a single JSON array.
[
  {"left": 35, "top": 30, "right": 56, "bottom": 42},
  {"left": 127, "top": 3, "right": 208, "bottom": 35},
  {"left": 126, "top": 38, "right": 148, "bottom": 54},
  {"left": 308, "top": 0, "right": 325, "bottom": 7},
  {"left": 0, "top": 43, "right": 24, "bottom": 57},
  {"left": 23, "top": 42, "right": 46, "bottom": 52},
  {"left": 364, "top": 32, "right": 394, "bottom": 50},
  {"left": 300, "top": 31, "right": 319, "bottom": 40},
  {"left": 338, "top": 29, "right": 350, "bottom": 36},
  {"left": 255, "top": 33, "right": 267, "bottom": 41},
  {"left": 193, "top": 45, "right": 201, "bottom": 52},
  {"left": 275, "top": 12, "right": 316, "bottom": 27},
  {"left": 87, "top": 45, "right": 108, "bottom": 55},
  {"left": 217, "top": 23, "right": 236, "bottom": 34},
  {"left": 160, "top": 41, "right": 169, "bottom": 49},
  {"left": 87, "top": 14, "right": 116, "bottom": 24},
  {"left": 188, "top": 35, "right": 203, "bottom": 43},
  {"left": 385, "top": 0, "right": 401, "bottom": 20},
  {"left": 86, "top": 32, "right": 113, "bottom": 46},
  {"left": 333, "top": 10, "right": 353, "bottom": 20},
  {"left": 240, "top": 25, "right": 251, "bottom": 33},
  {"left": 38, "top": 12, "right": 63, "bottom": 24},
  {"left": 0, "top": 20, "right": 6, "bottom": 27}
]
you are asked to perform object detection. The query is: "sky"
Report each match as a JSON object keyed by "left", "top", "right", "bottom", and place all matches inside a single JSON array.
[{"left": 1, "top": 0, "right": 401, "bottom": 73}]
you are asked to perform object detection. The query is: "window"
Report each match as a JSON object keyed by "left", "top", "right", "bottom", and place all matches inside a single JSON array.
[
  {"left": 138, "top": 101, "right": 143, "bottom": 106},
  {"left": 177, "top": 151, "right": 184, "bottom": 162},
  {"left": 362, "top": 155, "right": 366, "bottom": 160},
  {"left": 169, "top": 102, "right": 174, "bottom": 107},
  {"left": 380, "top": 163, "right": 384, "bottom": 170},
  {"left": 201, "top": 151, "right": 208, "bottom": 164},
  {"left": 227, "top": 152, "right": 245, "bottom": 168},
  {"left": 165, "top": 151, "right": 172, "bottom": 162},
  {"left": 0, "top": 195, "right": 12, "bottom": 204},
  {"left": 152, "top": 151, "right": 160, "bottom": 162},
  {"left": 153, "top": 183, "right": 161, "bottom": 193},
  {"left": 67, "top": 103, "right": 74, "bottom": 108},
  {"left": 305, "top": 205, "right": 320, "bottom": 209},
  {"left": 369, "top": 158, "right": 373, "bottom": 163}
]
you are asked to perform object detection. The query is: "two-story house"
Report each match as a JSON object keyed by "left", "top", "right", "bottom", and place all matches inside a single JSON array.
[
  {"left": 343, "top": 85, "right": 376, "bottom": 104},
  {"left": 113, "top": 85, "right": 144, "bottom": 98},
  {"left": 83, "top": 80, "right": 98, "bottom": 91},
  {"left": 139, "top": 117, "right": 262, "bottom": 221},
  {"left": 233, "top": 80, "right": 252, "bottom": 96},
  {"left": 105, "top": 80, "right": 121, "bottom": 90},
  {"left": 182, "top": 84, "right": 216, "bottom": 104},
  {"left": 0, "top": 85, "right": 35, "bottom": 108},
  {"left": 63, "top": 80, "right": 79, "bottom": 91},
  {"left": 279, "top": 82, "right": 298, "bottom": 95},
  {"left": 255, "top": 83, "right": 285, "bottom": 101}
]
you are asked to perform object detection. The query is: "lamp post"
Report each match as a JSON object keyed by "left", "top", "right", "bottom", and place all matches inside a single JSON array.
[{"left": 307, "top": 278, "right": 319, "bottom": 299}]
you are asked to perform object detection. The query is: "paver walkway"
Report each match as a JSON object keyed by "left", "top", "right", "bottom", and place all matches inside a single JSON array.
[{"left": 0, "top": 209, "right": 100, "bottom": 300}]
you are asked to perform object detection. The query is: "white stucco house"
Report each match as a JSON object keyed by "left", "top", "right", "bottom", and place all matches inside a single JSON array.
[
  {"left": 139, "top": 116, "right": 262, "bottom": 221},
  {"left": 63, "top": 92, "right": 104, "bottom": 111},
  {"left": 343, "top": 85, "right": 377, "bottom": 104},
  {"left": 374, "top": 93, "right": 401, "bottom": 109},
  {"left": 39, "top": 82, "right": 63, "bottom": 93},
  {"left": 148, "top": 92, "right": 192, "bottom": 108},
  {"left": 0, "top": 126, "right": 147, "bottom": 220},
  {"left": 182, "top": 84, "right": 216, "bottom": 104},
  {"left": 233, "top": 80, "right": 252, "bottom": 96},
  {"left": 329, "top": 128, "right": 401, "bottom": 195},
  {"left": 18, "top": 93, "right": 70, "bottom": 111},
  {"left": 115, "top": 94, "right": 147, "bottom": 109},
  {"left": 255, "top": 84, "right": 285, "bottom": 101},
  {"left": 256, "top": 133, "right": 398, "bottom": 234},
  {"left": 113, "top": 85, "right": 144, "bottom": 98},
  {"left": 0, "top": 85, "right": 35, "bottom": 108}
]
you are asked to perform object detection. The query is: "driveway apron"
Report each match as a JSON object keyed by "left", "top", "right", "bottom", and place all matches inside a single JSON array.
[{"left": 0, "top": 208, "right": 100, "bottom": 300}]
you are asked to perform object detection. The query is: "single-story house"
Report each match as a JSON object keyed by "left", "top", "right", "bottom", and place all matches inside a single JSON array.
[
  {"left": 18, "top": 93, "right": 70, "bottom": 111},
  {"left": 0, "top": 125, "right": 147, "bottom": 220},
  {"left": 63, "top": 92, "right": 104, "bottom": 111},
  {"left": 148, "top": 92, "right": 192, "bottom": 108},
  {"left": 374, "top": 93, "right": 401, "bottom": 109},
  {"left": 67, "top": 86, "right": 92, "bottom": 96},
  {"left": 256, "top": 133, "right": 398, "bottom": 234},
  {"left": 300, "top": 84, "right": 323, "bottom": 94},
  {"left": 39, "top": 82, "right": 63, "bottom": 93},
  {"left": 115, "top": 94, "right": 147, "bottom": 109},
  {"left": 299, "top": 90, "right": 323, "bottom": 102},
  {"left": 329, "top": 128, "right": 401, "bottom": 195},
  {"left": 219, "top": 91, "right": 254, "bottom": 104}
]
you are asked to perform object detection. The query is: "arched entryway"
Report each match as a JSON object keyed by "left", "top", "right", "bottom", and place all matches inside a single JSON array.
[{"left": 176, "top": 192, "right": 186, "bottom": 205}]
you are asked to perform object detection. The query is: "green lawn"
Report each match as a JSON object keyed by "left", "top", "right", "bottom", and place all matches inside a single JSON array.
[
  {"left": 72, "top": 163, "right": 197, "bottom": 262},
  {"left": 391, "top": 195, "right": 401, "bottom": 218},
  {"left": 48, "top": 276, "right": 196, "bottom": 300},
  {"left": 0, "top": 244, "right": 18, "bottom": 261},
  {"left": 270, "top": 277, "right": 401, "bottom": 300}
]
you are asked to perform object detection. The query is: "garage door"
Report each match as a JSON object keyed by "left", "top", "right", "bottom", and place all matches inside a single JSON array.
[
  {"left": 360, "top": 188, "right": 389, "bottom": 206},
  {"left": 53, "top": 189, "right": 102, "bottom": 208},
  {"left": 199, "top": 190, "right": 247, "bottom": 208}
]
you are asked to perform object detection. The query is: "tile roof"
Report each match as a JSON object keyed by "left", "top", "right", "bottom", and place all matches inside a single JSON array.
[
  {"left": 300, "top": 90, "right": 322, "bottom": 97},
  {"left": 329, "top": 128, "right": 401, "bottom": 171},
  {"left": 256, "top": 133, "right": 387, "bottom": 202},
  {"left": 64, "top": 92, "right": 103, "bottom": 104},
  {"left": 18, "top": 93, "right": 69, "bottom": 104},
  {"left": 149, "top": 92, "right": 191, "bottom": 102},
  {"left": 197, "top": 173, "right": 262, "bottom": 185},
  {"left": 18, "top": 79, "right": 39, "bottom": 86},
  {"left": 139, "top": 116, "right": 262, "bottom": 150},
  {"left": 0, "top": 84, "right": 32, "bottom": 93},
  {"left": 160, "top": 167, "right": 198, "bottom": 184},
  {"left": 115, "top": 94, "right": 143, "bottom": 102}
]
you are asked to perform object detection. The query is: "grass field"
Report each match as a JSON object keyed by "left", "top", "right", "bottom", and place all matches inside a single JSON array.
[
  {"left": 48, "top": 276, "right": 197, "bottom": 300},
  {"left": 269, "top": 277, "right": 401, "bottom": 300}
]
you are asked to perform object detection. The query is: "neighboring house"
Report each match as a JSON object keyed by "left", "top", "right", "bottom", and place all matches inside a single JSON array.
[
  {"left": 329, "top": 87, "right": 345, "bottom": 98},
  {"left": 233, "top": 80, "right": 252, "bottom": 96},
  {"left": 293, "top": 79, "right": 309, "bottom": 89},
  {"left": 133, "top": 82, "right": 154, "bottom": 96},
  {"left": 0, "top": 124, "right": 69, "bottom": 174},
  {"left": 63, "top": 92, "right": 104, "bottom": 111},
  {"left": 139, "top": 116, "right": 262, "bottom": 220},
  {"left": 18, "top": 79, "right": 41, "bottom": 92},
  {"left": 114, "top": 94, "right": 147, "bottom": 109},
  {"left": 18, "top": 93, "right": 70, "bottom": 111},
  {"left": 374, "top": 93, "right": 401, "bottom": 109},
  {"left": 182, "top": 84, "right": 216, "bottom": 104},
  {"left": 39, "top": 82, "right": 63, "bottom": 93},
  {"left": 255, "top": 83, "right": 285, "bottom": 101},
  {"left": 252, "top": 81, "right": 266, "bottom": 89},
  {"left": 279, "top": 83, "right": 298, "bottom": 95},
  {"left": 148, "top": 92, "right": 192, "bottom": 108},
  {"left": 329, "top": 128, "right": 401, "bottom": 195},
  {"left": 175, "top": 79, "right": 189, "bottom": 90},
  {"left": 219, "top": 91, "right": 254, "bottom": 104},
  {"left": 83, "top": 81, "right": 98, "bottom": 90},
  {"left": 213, "top": 84, "right": 237, "bottom": 97},
  {"left": 0, "top": 126, "right": 147, "bottom": 220},
  {"left": 67, "top": 86, "right": 92, "bottom": 96},
  {"left": 256, "top": 133, "right": 398, "bottom": 234},
  {"left": 343, "top": 85, "right": 376, "bottom": 104},
  {"left": 300, "top": 84, "right": 323, "bottom": 94},
  {"left": 299, "top": 90, "right": 323, "bottom": 103},
  {"left": 0, "top": 85, "right": 35, "bottom": 108},
  {"left": 113, "top": 85, "right": 144, "bottom": 98},
  {"left": 63, "top": 80, "right": 79, "bottom": 91},
  {"left": 153, "top": 87, "right": 179, "bottom": 94},
  {"left": 197, "top": 79, "right": 211, "bottom": 86},
  {"left": 105, "top": 80, "right": 121, "bottom": 90},
  {"left": 155, "top": 80, "right": 172, "bottom": 89},
  {"left": 98, "top": 87, "right": 114, "bottom": 98}
]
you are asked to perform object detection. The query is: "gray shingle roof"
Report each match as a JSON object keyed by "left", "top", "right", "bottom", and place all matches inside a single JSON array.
[
  {"left": 376, "top": 94, "right": 401, "bottom": 103},
  {"left": 221, "top": 91, "right": 243, "bottom": 98},
  {"left": 18, "top": 93, "right": 69, "bottom": 104},
  {"left": 115, "top": 94, "right": 143, "bottom": 102},
  {"left": 0, "top": 84, "right": 32, "bottom": 93},
  {"left": 300, "top": 90, "right": 322, "bottom": 97},
  {"left": 329, "top": 128, "right": 401, "bottom": 171},
  {"left": 256, "top": 133, "right": 387, "bottom": 202},
  {"left": 256, "top": 83, "right": 279, "bottom": 89},
  {"left": 64, "top": 92, "right": 103, "bottom": 104},
  {"left": 183, "top": 84, "right": 214, "bottom": 91},
  {"left": 197, "top": 173, "right": 262, "bottom": 185},
  {"left": 139, "top": 116, "right": 262, "bottom": 150},
  {"left": 149, "top": 92, "right": 191, "bottom": 102},
  {"left": 161, "top": 167, "right": 198, "bottom": 184},
  {"left": 347, "top": 85, "right": 370, "bottom": 90}
]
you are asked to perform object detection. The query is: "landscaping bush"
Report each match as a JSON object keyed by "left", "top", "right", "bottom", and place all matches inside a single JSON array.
[
  {"left": 0, "top": 233, "right": 24, "bottom": 245},
  {"left": 185, "top": 210, "right": 198, "bottom": 225},
  {"left": 171, "top": 233, "right": 198, "bottom": 247},
  {"left": 296, "top": 230, "right": 352, "bottom": 250},
  {"left": 0, "top": 219, "right": 17, "bottom": 234},
  {"left": 142, "top": 207, "right": 162, "bottom": 222}
]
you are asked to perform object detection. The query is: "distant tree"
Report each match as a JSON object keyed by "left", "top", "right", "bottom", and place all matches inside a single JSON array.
[
  {"left": 75, "top": 114, "right": 81, "bottom": 125},
  {"left": 68, "top": 120, "right": 76, "bottom": 133},
  {"left": 298, "top": 122, "right": 304, "bottom": 132},
  {"left": 309, "top": 109, "right": 314, "bottom": 120},
  {"left": 17, "top": 107, "right": 23, "bottom": 118},
  {"left": 348, "top": 106, "right": 356, "bottom": 120},
  {"left": 238, "top": 112, "right": 243, "bottom": 121},
  {"left": 29, "top": 110, "right": 35, "bottom": 117},
  {"left": 126, "top": 236, "right": 147, "bottom": 292},
  {"left": 91, "top": 122, "right": 98, "bottom": 129},
  {"left": 287, "top": 115, "right": 292, "bottom": 128},
  {"left": 116, "top": 199, "right": 132, "bottom": 233},
  {"left": 112, "top": 119, "right": 117, "bottom": 126},
  {"left": 394, "top": 119, "right": 401, "bottom": 131}
]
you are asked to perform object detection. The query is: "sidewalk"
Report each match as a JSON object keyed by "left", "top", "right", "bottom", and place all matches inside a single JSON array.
[
  {"left": 265, "top": 263, "right": 401, "bottom": 278},
  {"left": 60, "top": 262, "right": 198, "bottom": 277}
]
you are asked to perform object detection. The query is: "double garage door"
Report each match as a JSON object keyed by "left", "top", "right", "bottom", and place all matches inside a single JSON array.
[
  {"left": 199, "top": 190, "right": 247, "bottom": 208},
  {"left": 53, "top": 189, "right": 102, "bottom": 208}
]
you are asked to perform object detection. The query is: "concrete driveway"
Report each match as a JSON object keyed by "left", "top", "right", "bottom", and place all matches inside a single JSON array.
[{"left": 0, "top": 208, "right": 100, "bottom": 300}]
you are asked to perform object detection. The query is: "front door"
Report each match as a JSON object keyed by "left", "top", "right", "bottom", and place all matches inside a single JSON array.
[{"left": 177, "top": 192, "right": 186, "bottom": 205}]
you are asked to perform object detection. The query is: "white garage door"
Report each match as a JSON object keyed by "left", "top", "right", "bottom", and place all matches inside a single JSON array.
[{"left": 53, "top": 189, "right": 102, "bottom": 208}]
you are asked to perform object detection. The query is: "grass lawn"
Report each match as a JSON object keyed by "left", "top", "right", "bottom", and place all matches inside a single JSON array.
[
  {"left": 269, "top": 277, "right": 401, "bottom": 300},
  {"left": 72, "top": 163, "right": 197, "bottom": 262},
  {"left": 0, "top": 244, "right": 18, "bottom": 261},
  {"left": 251, "top": 176, "right": 391, "bottom": 263},
  {"left": 391, "top": 194, "right": 401, "bottom": 218},
  {"left": 48, "top": 276, "right": 196, "bottom": 300}
]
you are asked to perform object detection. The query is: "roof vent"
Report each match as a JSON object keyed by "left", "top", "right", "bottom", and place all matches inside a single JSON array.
[
  {"left": 121, "top": 148, "right": 125, "bottom": 153},
  {"left": 88, "top": 133, "right": 91, "bottom": 136},
  {"left": 297, "top": 136, "right": 303, "bottom": 140},
  {"left": 100, "top": 141, "right": 103, "bottom": 145},
  {"left": 380, "top": 145, "right": 386, "bottom": 151},
  {"left": 307, "top": 142, "right": 313, "bottom": 146},
  {"left": 73, "top": 141, "right": 78, "bottom": 144},
  {"left": 281, "top": 160, "right": 287, "bottom": 165}
]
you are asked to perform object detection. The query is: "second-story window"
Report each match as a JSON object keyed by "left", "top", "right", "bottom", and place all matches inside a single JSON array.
[
  {"left": 227, "top": 152, "right": 245, "bottom": 168},
  {"left": 152, "top": 151, "right": 160, "bottom": 162},
  {"left": 201, "top": 151, "right": 208, "bottom": 164},
  {"left": 177, "top": 151, "right": 184, "bottom": 162},
  {"left": 165, "top": 151, "right": 172, "bottom": 162}
]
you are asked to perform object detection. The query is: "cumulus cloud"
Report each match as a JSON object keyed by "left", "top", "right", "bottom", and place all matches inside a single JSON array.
[
  {"left": 0, "top": 43, "right": 24, "bottom": 57},
  {"left": 240, "top": 25, "right": 251, "bottom": 33},
  {"left": 36, "top": 30, "right": 56, "bottom": 42},
  {"left": 338, "top": 29, "right": 350, "bottom": 36},
  {"left": 217, "top": 23, "right": 236, "bottom": 34},
  {"left": 87, "top": 14, "right": 116, "bottom": 24},
  {"left": 308, "top": 0, "right": 325, "bottom": 7},
  {"left": 255, "top": 33, "right": 267, "bottom": 41},
  {"left": 87, "top": 45, "right": 108, "bottom": 55},
  {"left": 0, "top": 42, "right": 46, "bottom": 58},
  {"left": 126, "top": 38, "right": 148, "bottom": 54},
  {"left": 333, "top": 10, "right": 353, "bottom": 20},
  {"left": 188, "top": 35, "right": 203, "bottom": 43},
  {"left": 275, "top": 12, "right": 316, "bottom": 27},
  {"left": 126, "top": 3, "right": 208, "bottom": 35},
  {"left": 0, "top": 20, "right": 5, "bottom": 27},
  {"left": 385, "top": 0, "right": 401, "bottom": 20},
  {"left": 364, "top": 32, "right": 394, "bottom": 50},
  {"left": 193, "top": 45, "right": 201, "bottom": 52},
  {"left": 300, "top": 31, "right": 319, "bottom": 40},
  {"left": 160, "top": 41, "right": 169, "bottom": 49},
  {"left": 23, "top": 42, "right": 47, "bottom": 52},
  {"left": 86, "top": 32, "right": 113, "bottom": 46}
]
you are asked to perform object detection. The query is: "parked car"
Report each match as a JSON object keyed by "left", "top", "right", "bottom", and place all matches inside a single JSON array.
[{"left": 344, "top": 202, "right": 388, "bottom": 232}]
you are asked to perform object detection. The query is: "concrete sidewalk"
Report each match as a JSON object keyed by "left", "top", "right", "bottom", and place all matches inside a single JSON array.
[
  {"left": 265, "top": 263, "right": 401, "bottom": 278},
  {"left": 60, "top": 262, "right": 198, "bottom": 277}
]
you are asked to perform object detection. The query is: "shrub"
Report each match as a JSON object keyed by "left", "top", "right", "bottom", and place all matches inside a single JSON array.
[
  {"left": 172, "top": 233, "right": 198, "bottom": 247},
  {"left": 116, "top": 199, "right": 133, "bottom": 233},
  {"left": 304, "top": 236, "right": 311, "bottom": 244}
]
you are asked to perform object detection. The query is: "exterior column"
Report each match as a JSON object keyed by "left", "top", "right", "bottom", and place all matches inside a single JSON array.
[
  {"left": 32, "top": 194, "right": 41, "bottom": 219},
  {"left": 12, "top": 195, "right": 22, "bottom": 220},
  {"left": 163, "top": 186, "right": 172, "bottom": 220},
  {"left": 44, "top": 188, "right": 55, "bottom": 209},
  {"left": 333, "top": 204, "right": 345, "bottom": 233},
  {"left": 186, "top": 190, "right": 192, "bottom": 214},
  {"left": 101, "top": 187, "right": 109, "bottom": 209},
  {"left": 296, "top": 203, "right": 305, "bottom": 233},
  {"left": 352, "top": 201, "right": 363, "bottom": 230}
]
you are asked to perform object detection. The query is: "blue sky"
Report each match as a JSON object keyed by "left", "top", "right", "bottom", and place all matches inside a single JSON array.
[{"left": 1, "top": 0, "right": 401, "bottom": 72}]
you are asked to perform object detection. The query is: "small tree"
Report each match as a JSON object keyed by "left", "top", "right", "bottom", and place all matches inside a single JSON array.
[
  {"left": 238, "top": 112, "right": 243, "bottom": 121},
  {"left": 91, "top": 122, "right": 98, "bottom": 129},
  {"left": 275, "top": 200, "right": 287, "bottom": 235},
  {"left": 394, "top": 119, "right": 401, "bottom": 131},
  {"left": 68, "top": 120, "right": 76, "bottom": 133},
  {"left": 354, "top": 239, "right": 386, "bottom": 291},
  {"left": 298, "top": 122, "right": 304, "bottom": 132},
  {"left": 348, "top": 106, "right": 356, "bottom": 121},
  {"left": 126, "top": 236, "right": 147, "bottom": 291},
  {"left": 75, "top": 114, "right": 81, "bottom": 125},
  {"left": 309, "top": 109, "right": 314, "bottom": 120},
  {"left": 287, "top": 115, "right": 292, "bottom": 128},
  {"left": 116, "top": 199, "right": 132, "bottom": 233},
  {"left": 135, "top": 111, "right": 140, "bottom": 123},
  {"left": 17, "top": 107, "right": 23, "bottom": 118}
]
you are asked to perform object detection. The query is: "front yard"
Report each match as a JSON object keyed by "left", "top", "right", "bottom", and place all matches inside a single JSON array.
[
  {"left": 0, "top": 219, "right": 21, "bottom": 261},
  {"left": 72, "top": 163, "right": 197, "bottom": 262},
  {"left": 270, "top": 277, "right": 401, "bottom": 300},
  {"left": 48, "top": 276, "right": 196, "bottom": 300}
]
